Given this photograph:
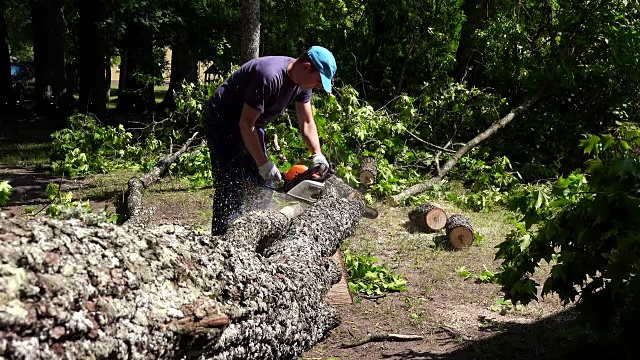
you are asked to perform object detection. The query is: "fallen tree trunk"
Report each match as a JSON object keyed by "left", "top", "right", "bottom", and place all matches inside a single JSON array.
[
  {"left": 388, "top": 86, "right": 546, "bottom": 205},
  {"left": 0, "top": 179, "right": 365, "bottom": 359}
]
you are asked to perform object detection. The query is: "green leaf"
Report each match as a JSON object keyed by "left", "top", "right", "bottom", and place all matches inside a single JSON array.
[
  {"left": 580, "top": 135, "right": 600, "bottom": 155},
  {"left": 600, "top": 134, "right": 615, "bottom": 150},
  {"left": 0, "top": 181, "right": 12, "bottom": 206}
]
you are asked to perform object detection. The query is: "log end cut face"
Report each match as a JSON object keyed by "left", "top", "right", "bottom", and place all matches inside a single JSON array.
[
  {"left": 424, "top": 208, "right": 447, "bottom": 231},
  {"left": 448, "top": 227, "right": 474, "bottom": 249}
]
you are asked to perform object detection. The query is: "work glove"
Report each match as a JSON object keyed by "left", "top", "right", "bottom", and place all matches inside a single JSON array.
[
  {"left": 310, "top": 153, "right": 330, "bottom": 175},
  {"left": 258, "top": 161, "right": 283, "bottom": 183}
]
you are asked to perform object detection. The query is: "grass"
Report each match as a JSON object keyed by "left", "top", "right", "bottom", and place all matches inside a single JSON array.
[
  {"left": 107, "top": 84, "right": 169, "bottom": 109},
  {"left": 0, "top": 142, "right": 50, "bottom": 166}
]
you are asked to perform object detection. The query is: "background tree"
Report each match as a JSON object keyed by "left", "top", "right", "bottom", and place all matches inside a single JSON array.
[
  {"left": 240, "top": 0, "right": 260, "bottom": 62},
  {"left": 0, "top": 4, "right": 11, "bottom": 110},
  {"left": 115, "top": 0, "right": 173, "bottom": 112},
  {"left": 453, "top": 0, "right": 491, "bottom": 86},
  {"left": 158, "top": 0, "right": 240, "bottom": 111},
  {"left": 78, "top": 0, "right": 107, "bottom": 119},
  {"left": 30, "top": 0, "right": 68, "bottom": 112}
]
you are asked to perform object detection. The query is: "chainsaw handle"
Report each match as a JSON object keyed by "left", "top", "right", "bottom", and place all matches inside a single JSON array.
[{"left": 307, "top": 162, "right": 335, "bottom": 182}]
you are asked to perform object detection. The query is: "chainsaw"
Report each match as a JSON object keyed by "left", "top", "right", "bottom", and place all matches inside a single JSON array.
[
  {"left": 274, "top": 162, "right": 379, "bottom": 219},
  {"left": 278, "top": 162, "right": 334, "bottom": 203}
]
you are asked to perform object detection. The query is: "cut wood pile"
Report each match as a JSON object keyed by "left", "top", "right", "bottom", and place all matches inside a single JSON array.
[
  {"left": 408, "top": 203, "right": 475, "bottom": 249},
  {"left": 0, "top": 177, "right": 365, "bottom": 360}
]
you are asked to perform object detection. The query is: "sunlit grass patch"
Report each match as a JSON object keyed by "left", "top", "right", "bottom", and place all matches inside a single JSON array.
[{"left": 0, "top": 142, "right": 50, "bottom": 166}]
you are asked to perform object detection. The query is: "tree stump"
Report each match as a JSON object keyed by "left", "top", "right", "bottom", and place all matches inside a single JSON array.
[
  {"left": 445, "top": 214, "right": 474, "bottom": 249},
  {"left": 408, "top": 202, "right": 447, "bottom": 232},
  {"left": 358, "top": 157, "right": 377, "bottom": 186}
]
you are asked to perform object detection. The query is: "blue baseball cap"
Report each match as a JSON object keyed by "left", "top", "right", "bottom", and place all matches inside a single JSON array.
[{"left": 307, "top": 46, "right": 337, "bottom": 94}]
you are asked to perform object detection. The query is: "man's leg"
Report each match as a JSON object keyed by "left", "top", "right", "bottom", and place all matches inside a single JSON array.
[
  {"left": 210, "top": 158, "right": 244, "bottom": 235},
  {"left": 204, "top": 107, "right": 247, "bottom": 235},
  {"left": 239, "top": 127, "right": 275, "bottom": 212}
]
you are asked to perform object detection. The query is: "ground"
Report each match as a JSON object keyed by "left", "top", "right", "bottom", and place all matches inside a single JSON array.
[{"left": 0, "top": 105, "right": 607, "bottom": 360}]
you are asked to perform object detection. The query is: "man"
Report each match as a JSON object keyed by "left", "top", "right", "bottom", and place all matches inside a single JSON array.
[{"left": 203, "top": 46, "right": 337, "bottom": 235}]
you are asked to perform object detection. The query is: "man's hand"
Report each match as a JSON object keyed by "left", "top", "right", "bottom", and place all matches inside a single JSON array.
[
  {"left": 258, "top": 161, "right": 283, "bottom": 183},
  {"left": 311, "top": 153, "right": 330, "bottom": 174}
]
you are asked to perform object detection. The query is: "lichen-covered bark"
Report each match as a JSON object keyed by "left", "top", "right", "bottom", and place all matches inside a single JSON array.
[{"left": 0, "top": 181, "right": 364, "bottom": 359}]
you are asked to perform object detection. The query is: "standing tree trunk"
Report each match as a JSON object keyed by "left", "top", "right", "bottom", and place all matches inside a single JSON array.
[
  {"left": 105, "top": 55, "right": 112, "bottom": 103},
  {"left": 240, "top": 0, "right": 260, "bottom": 63},
  {"left": 116, "top": 21, "right": 156, "bottom": 112},
  {"left": 117, "top": 53, "right": 127, "bottom": 98},
  {"left": 78, "top": 0, "right": 107, "bottom": 119},
  {"left": 30, "top": 0, "right": 67, "bottom": 112},
  {"left": 0, "top": 8, "right": 12, "bottom": 111},
  {"left": 453, "top": 0, "right": 491, "bottom": 86},
  {"left": 159, "top": 30, "right": 197, "bottom": 112}
]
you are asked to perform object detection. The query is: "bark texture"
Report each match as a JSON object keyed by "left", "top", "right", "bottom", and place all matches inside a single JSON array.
[
  {"left": 0, "top": 179, "right": 365, "bottom": 359},
  {"left": 240, "top": 0, "right": 260, "bottom": 63}
]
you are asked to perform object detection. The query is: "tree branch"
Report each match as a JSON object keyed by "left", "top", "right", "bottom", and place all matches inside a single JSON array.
[{"left": 389, "top": 85, "right": 546, "bottom": 205}]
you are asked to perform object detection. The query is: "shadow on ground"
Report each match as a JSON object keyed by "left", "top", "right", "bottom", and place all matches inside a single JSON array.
[{"left": 375, "top": 308, "right": 630, "bottom": 360}]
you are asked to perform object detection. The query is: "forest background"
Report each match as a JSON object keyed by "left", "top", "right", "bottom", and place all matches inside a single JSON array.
[{"left": 1, "top": 0, "right": 640, "bottom": 358}]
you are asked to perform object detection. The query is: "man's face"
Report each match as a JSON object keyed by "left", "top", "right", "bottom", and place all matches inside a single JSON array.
[{"left": 299, "top": 62, "right": 322, "bottom": 90}]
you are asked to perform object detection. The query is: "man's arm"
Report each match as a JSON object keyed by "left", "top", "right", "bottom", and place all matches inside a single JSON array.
[
  {"left": 295, "top": 101, "right": 322, "bottom": 155},
  {"left": 239, "top": 103, "right": 268, "bottom": 166}
]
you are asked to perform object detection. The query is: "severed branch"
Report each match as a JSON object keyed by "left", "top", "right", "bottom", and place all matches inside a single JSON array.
[
  {"left": 341, "top": 332, "right": 424, "bottom": 348},
  {"left": 124, "top": 132, "right": 199, "bottom": 224},
  {"left": 404, "top": 129, "right": 456, "bottom": 154},
  {"left": 389, "top": 85, "right": 546, "bottom": 205}
]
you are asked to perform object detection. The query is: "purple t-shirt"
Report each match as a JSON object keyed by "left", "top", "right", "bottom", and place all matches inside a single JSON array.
[{"left": 207, "top": 56, "right": 312, "bottom": 130}]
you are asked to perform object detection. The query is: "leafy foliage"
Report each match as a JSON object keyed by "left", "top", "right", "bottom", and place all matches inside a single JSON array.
[
  {"left": 496, "top": 122, "right": 640, "bottom": 341},
  {"left": 344, "top": 249, "right": 407, "bottom": 296},
  {"left": 169, "top": 143, "right": 212, "bottom": 186},
  {"left": 28, "top": 182, "right": 118, "bottom": 224},
  {"left": 0, "top": 181, "right": 11, "bottom": 206},
  {"left": 50, "top": 112, "right": 162, "bottom": 176}
]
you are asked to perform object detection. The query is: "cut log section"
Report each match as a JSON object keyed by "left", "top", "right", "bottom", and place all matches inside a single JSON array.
[
  {"left": 408, "top": 202, "right": 447, "bottom": 232},
  {"left": 445, "top": 214, "right": 475, "bottom": 249},
  {"left": 358, "top": 157, "right": 377, "bottom": 186}
]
